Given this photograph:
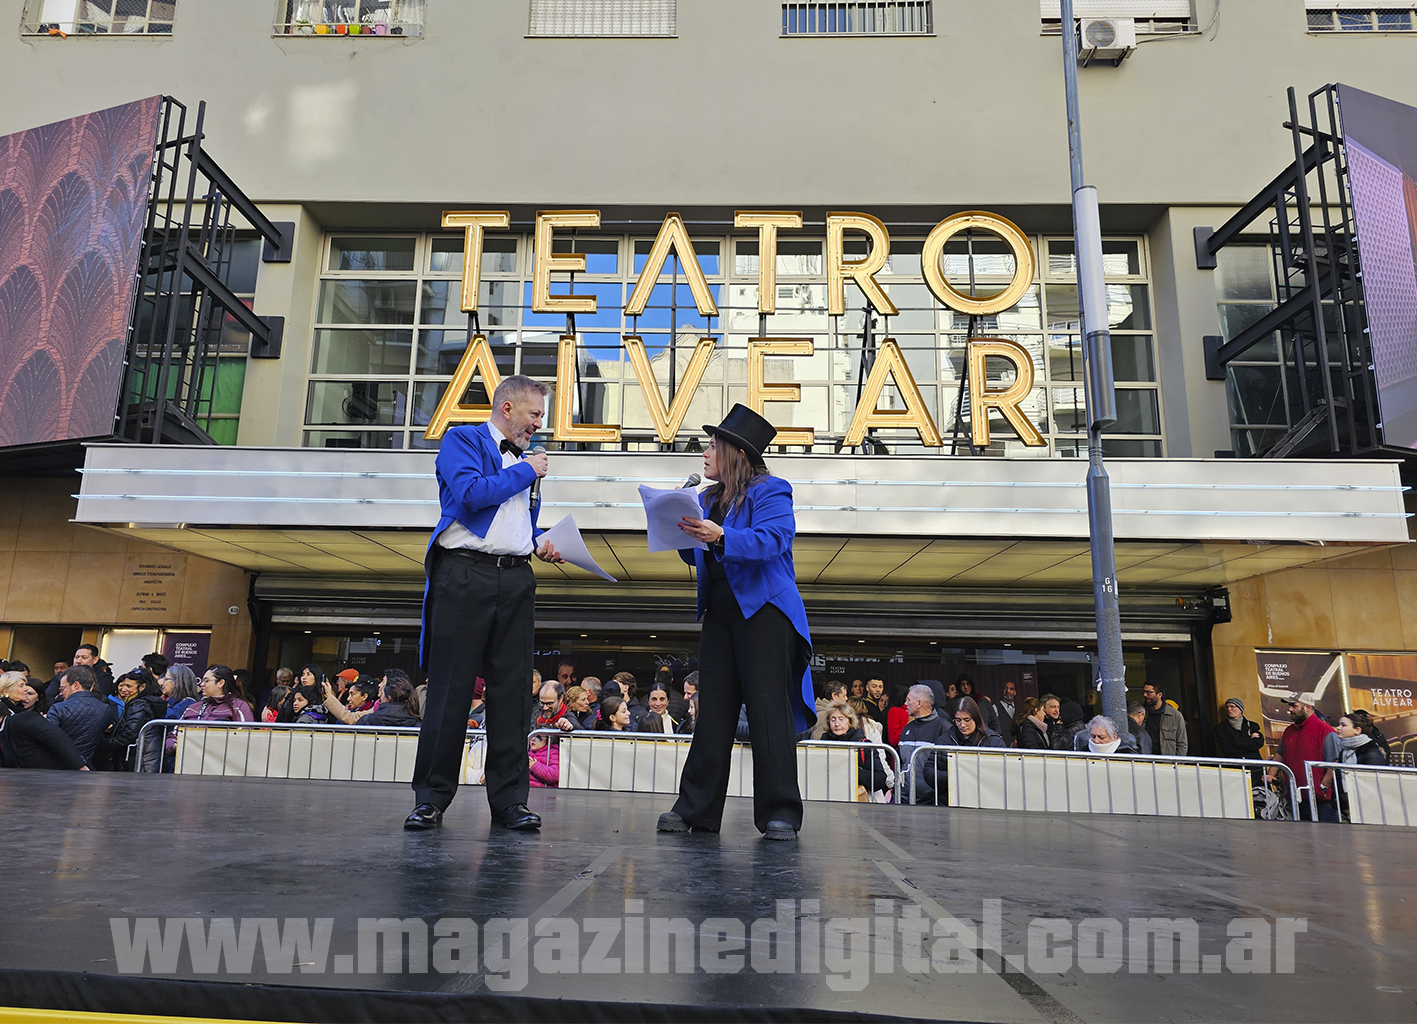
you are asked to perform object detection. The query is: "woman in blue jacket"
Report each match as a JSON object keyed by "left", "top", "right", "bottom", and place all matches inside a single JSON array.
[{"left": 657, "top": 405, "right": 815, "bottom": 841}]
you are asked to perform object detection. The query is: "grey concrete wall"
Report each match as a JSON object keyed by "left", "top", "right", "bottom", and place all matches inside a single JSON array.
[{"left": 3, "top": 1, "right": 1416, "bottom": 206}]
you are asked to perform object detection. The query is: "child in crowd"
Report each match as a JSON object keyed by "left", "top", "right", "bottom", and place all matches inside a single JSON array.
[{"left": 528, "top": 733, "right": 559, "bottom": 787}]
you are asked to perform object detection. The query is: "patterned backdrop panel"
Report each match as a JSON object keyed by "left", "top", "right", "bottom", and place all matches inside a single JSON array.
[{"left": 0, "top": 96, "right": 161, "bottom": 447}]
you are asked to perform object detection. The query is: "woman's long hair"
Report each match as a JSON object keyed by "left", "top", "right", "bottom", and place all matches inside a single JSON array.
[
  {"left": 1015, "top": 696, "right": 1043, "bottom": 731},
  {"left": 167, "top": 665, "right": 201, "bottom": 702},
  {"left": 705, "top": 436, "right": 768, "bottom": 513},
  {"left": 595, "top": 695, "right": 626, "bottom": 730},
  {"left": 953, "top": 696, "right": 987, "bottom": 744}
]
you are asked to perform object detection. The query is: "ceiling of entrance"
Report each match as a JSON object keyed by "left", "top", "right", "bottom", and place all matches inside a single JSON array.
[{"left": 101, "top": 525, "right": 1386, "bottom": 589}]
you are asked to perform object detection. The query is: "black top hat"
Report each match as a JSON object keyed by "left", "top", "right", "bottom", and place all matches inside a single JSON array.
[{"left": 704, "top": 404, "right": 777, "bottom": 468}]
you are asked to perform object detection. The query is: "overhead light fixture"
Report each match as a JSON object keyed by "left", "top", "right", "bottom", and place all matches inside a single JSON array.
[
  {"left": 580, "top": 634, "right": 588, "bottom": 638},
  {"left": 649, "top": 634, "right": 657, "bottom": 638},
  {"left": 858, "top": 639, "right": 865, "bottom": 644}
]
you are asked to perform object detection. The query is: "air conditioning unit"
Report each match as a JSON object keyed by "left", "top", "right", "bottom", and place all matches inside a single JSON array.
[{"left": 1078, "top": 17, "right": 1136, "bottom": 66}]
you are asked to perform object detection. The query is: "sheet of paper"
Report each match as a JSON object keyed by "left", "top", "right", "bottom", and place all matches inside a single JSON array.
[
  {"left": 540, "top": 514, "right": 617, "bottom": 582},
  {"left": 639, "top": 484, "right": 707, "bottom": 553}
]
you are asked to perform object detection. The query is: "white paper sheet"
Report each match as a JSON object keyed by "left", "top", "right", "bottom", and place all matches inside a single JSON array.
[
  {"left": 639, "top": 485, "right": 707, "bottom": 553},
  {"left": 540, "top": 515, "right": 617, "bottom": 581}
]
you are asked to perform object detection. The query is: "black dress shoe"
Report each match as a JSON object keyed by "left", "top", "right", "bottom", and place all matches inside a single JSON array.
[
  {"left": 404, "top": 803, "right": 443, "bottom": 831},
  {"left": 763, "top": 819, "right": 798, "bottom": 841},
  {"left": 657, "top": 811, "right": 690, "bottom": 833},
  {"left": 493, "top": 803, "right": 541, "bottom": 830}
]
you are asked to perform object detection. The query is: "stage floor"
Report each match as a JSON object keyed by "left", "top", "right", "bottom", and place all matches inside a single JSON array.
[{"left": 1, "top": 772, "right": 1413, "bottom": 1023}]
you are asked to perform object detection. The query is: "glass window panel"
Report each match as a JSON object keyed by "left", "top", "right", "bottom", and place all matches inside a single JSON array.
[
  {"left": 765, "top": 283, "right": 831, "bottom": 333},
  {"left": 721, "top": 285, "right": 760, "bottom": 332},
  {"left": 1045, "top": 284, "right": 1149, "bottom": 330},
  {"left": 1215, "top": 246, "right": 1275, "bottom": 301},
  {"left": 551, "top": 238, "right": 619, "bottom": 275},
  {"left": 733, "top": 239, "right": 822, "bottom": 278},
  {"left": 317, "top": 280, "right": 416, "bottom": 325},
  {"left": 1217, "top": 302, "right": 1275, "bottom": 343},
  {"left": 942, "top": 238, "right": 1019, "bottom": 279},
  {"left": 306, "top": 380, "right": 409, "bottom": 426},
  {"left": 892, "top": 334, "right": 938, "bottom": 383},
  {"left": 1111, "top": 389, "right": 1160, "bottom": 434},
  {"left": 1051, "top": 240, "right": 1141, "bottom": 278},
  {"left": 312, "top": 328, "right": 413, "bottom": 375},
  {"left": 518, "top": 332, "right": 561, "bottom": 377},
  {"left": 1048, "top": 334, "right": 1155, "bottom": 383},
  {"left": 632, "top": 239, "right": 721, "bottom": 277},
  {"left": 429, "top": 235, "right": 518, "bottom": 275},
  {"left": 1056, "top": 437, "right": 1162, "bottom": 458},
  {"left": 226, "top": 238, "right": 262, "bottom": 294},
  {"left": 422, "top": 280, "right": 521, "bottom": 326},
  {"left": 328, "top": 236, "right": 416, "bottom": 272},
  {"left": 521, "top": 283, "right": 622, "bottom": 328},
  {"left": 880, "top": 283, "right": 935, "bottom": 331},
  {"left": 938, "top": 287, "right": 1042, "bottom": 332},
  {"left": 414, "top": 329, "right": 516, "bottom": 376},
  {"left": 303, "top": 430, "right": 402, "bottom": 450},
  {"left": 1226, "top": 365, "right": 1287, "bottom": 426},
  {"left": 879, "top": 239, "right": 922, "bottom": 277}
]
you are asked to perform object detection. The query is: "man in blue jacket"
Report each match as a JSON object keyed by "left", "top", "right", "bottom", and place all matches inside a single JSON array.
[
  {"left": 405, "top": 376, "right": 563, "bottom": 832},
  {"left": 44, "top": 665, "right": 116, "bottom": 766}
]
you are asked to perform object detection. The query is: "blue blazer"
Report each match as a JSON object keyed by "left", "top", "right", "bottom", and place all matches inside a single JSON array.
[
  {"left": 679, "top": 475, "right": 816, "bottom": 732},
  {"left": 420, "top": 423, "right": 544, "bottom": 666}
]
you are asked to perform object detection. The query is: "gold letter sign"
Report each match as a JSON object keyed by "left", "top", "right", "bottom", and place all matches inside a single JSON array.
[
  {"left": 422, "top": 335, "right": 504, "bottom": 440},
  {"left": 842, "top": 340, "right": 942, "bottom": 447},
  {"left": 826, "top": 212, "right": 897, "bottom": 317},
  {"left": 967, "top": 339, "right": 1045, "bottom": 448},
  {"left": 625, "top": 213, "right": 718, "bottom": 318},
  {"left": 441, "top": 210, "right": 510, "bottom": 312},
  {"left": 624, "top": 335, "right": 717, "bottom": 443},
  {"left": 533, "top": 210, "right": 601, "bottom": 314},
  {"left": 922, "top": 212, "right": 1035, "bottom": 316},
  {"left": 555, "top": 335, "right": 621, "bottom": 443},
  {"left": 747, "top": 339, "right": 815, "bottom": 447},
  {"left": 733, "top": 211, "right": 802, "bottom": 314}
]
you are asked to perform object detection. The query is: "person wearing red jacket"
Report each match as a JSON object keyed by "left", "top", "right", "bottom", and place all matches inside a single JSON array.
[{"left": 1278, "top": 692, "right": 1341, "bottom": 822}]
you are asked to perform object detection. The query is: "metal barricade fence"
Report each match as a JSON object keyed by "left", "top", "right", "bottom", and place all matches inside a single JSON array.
[
  {"left": 905, "top": 744, "right": 1299, "bottom": 820},
  {"left": 134, "top": 718, "right": 478, "bottom": 781},
  {"left": 1303, "top": 761, "right": 1417, "bottom": 826},
  {"left": 529, "top": 728, "right": 901, "bottom": 803},
  {"left": 136, "top": 719, "right": 900, "bottom": 801}
]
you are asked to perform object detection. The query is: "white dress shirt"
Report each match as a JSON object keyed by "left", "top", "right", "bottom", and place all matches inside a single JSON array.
[{"left": 437, "top": 422, "right": 534, "bottom": 556}]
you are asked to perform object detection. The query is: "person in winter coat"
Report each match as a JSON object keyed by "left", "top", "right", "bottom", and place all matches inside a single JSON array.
[
  {"left": 100, "top": 673, "right": 168, "bottom": 770},
  {"left": 1141, "top": 682, "right": 1189, "bottom": 756},
  {"left": 165, "top": 666, "right": 255, "bottom": 755},
  {"left": 947, "top": 697, "right": 1007, "bottom": 749},
  {"left": 898, "top": 685, "right": 950, "bottom": 803},
  {"left": 1051, "top": 701, "right": 1089, "bottom": 751},
  {"left": 0, "top": 672, "right": 89, "bottom": 770},
  {"left": 1014, "top": 698, "right": 1051, "bottom": 749},
  {"left": 1214, "top": 698, "right": 1265, "bottom": 762},
  {"left": 819, "top": 701, "right": 893, "bottom": 798},
  {"left": 44, "top": 665, "right": 116, "bottom": 766},
  {"left": 161, "top": 666, "right": 202, "bottom": 720},
  {"left": 528, "top": 732, "right": 560, "bottom": 787},
  {"left": 1335, "top": 714, "right": 1386, "bottom": 767},
  {"left": 1348, "top": 709, "right": 1392, "bottom": 763},
  {"left": 279, "top": 684, "right": 330, "bottom": 725},
  {"left": 359, "top": 673, "right": 422, "bottom": 727}
]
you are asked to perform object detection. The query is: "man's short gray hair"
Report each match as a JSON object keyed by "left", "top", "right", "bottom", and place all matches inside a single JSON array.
[
  {"left": 907, "top": 684, "right": 934, "bottom": 708},
  {"left": 1088, "top": 715, "right": 1119, "bottom": 740},
  {"left": 1126, "top": 702, "right": 1145, "bottom": 716},
  {"left": 492, "top": 374, "right": 548, "bottom": 409}
]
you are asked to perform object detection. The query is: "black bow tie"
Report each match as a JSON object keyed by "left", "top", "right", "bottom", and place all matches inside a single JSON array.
[{"left": 499, "top": 439, "right": 525, "bottom": 457}]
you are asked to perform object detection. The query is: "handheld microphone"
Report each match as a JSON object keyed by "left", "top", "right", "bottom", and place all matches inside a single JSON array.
[
  {"left": 681, "top": 472, "right": 702, "bottom": 489},
  {"left": 529, "top": 446, "right": 547, "bottom": 512}
]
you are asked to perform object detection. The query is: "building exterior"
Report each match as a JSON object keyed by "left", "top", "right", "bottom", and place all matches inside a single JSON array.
[{"left": 3, "top": 0, "right": 1417, "bottom": 756}]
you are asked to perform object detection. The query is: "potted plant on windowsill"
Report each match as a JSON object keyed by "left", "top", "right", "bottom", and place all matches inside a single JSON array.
[{"left": 293, "top": 18, "right": 313, "bottom": 34}]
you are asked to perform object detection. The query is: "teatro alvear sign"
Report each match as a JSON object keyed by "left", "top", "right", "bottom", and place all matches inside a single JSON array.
[{"left": 425, "top": 209, "right": 1046, "bottom": 449}]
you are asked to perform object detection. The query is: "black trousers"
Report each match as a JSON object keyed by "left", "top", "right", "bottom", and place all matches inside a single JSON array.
[
  {"left": 413, "top": 548, "right": 534, "bottom": 814},
  {"left": 672, "top": 578, "right": 804, "bottom": 833}
]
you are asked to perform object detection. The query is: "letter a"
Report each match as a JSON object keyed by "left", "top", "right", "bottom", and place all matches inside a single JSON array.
[{"left": 422, "top": 335, "right": 503, "bottom": 440}]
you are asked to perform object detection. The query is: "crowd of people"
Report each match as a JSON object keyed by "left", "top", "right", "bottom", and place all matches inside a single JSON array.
[{"left": 0, "top": 647, "right": 1400, "bottom": 821}]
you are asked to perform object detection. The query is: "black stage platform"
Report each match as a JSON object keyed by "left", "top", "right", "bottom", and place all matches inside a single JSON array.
[{"left": 1, "top": 772, "right": 1413, "bottom": 1023}]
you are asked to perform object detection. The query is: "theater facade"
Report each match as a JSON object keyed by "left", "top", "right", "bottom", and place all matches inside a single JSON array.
[{"left": 3, "top": 1, "right": 1417, "bottom": 756}]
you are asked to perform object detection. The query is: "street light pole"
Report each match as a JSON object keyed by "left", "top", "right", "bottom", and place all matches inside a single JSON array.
[{"left": 1060, "top": 0, "right": 1127, "bottom": 728}]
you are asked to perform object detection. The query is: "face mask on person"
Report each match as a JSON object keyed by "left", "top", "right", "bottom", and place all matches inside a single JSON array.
[{"left": 1089, "top": 736, "right": 1122, "bottom": 754}]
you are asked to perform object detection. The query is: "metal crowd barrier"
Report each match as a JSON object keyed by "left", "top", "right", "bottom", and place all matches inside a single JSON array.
[
  {"left": 529, "top": 728, "right": 902, "bottom": 803},
  {"left": 135, "top": 719, "right": 900, "bottom": 802},
  {"left": 904, "top": 744, "right": 1298, "bottom": 820},
  {"left": 133, "top": 718, "right": 479, "bottom": 781},
  {"left": 1302, "top": 760, "right": 1417, "bottom": 826}
]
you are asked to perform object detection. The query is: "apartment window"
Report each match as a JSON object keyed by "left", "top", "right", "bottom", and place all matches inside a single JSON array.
[
  {"left": 1306, "top": 6, "right": 1417, "bottom": 32},
  {"left": 782, "top": 2, "right": 933, "bottom": 36},
  {"left": 1039, "top": 1, "right": 1194, "bottom": 34},
  {"left": 274, "top": 0, "right": 424, "bottom": 36},
  {"left": 21, "top": 0, "right": 175, "bottom": 35},
  {"left": 309, "top": 228, "right": 1161, "bottom": 458},
  {"left": 528, "top": 0, "right": 676, "bottom": 37}
]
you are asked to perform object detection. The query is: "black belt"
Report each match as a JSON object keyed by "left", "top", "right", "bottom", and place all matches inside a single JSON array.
[{"left": 443, "top": 548, "right": 532, "bottom": 568}]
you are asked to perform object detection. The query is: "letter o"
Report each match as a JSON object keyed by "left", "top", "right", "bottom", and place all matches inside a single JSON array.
[{"left": 921, "top": 212, "right": 1035, "bottom": 316}]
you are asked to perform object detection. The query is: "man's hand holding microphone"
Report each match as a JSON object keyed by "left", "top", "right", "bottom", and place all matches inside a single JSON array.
[{"left": 525, "top": 446, "right": 564, "bottom": 564}]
